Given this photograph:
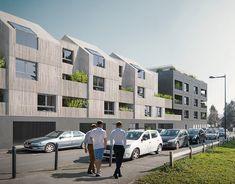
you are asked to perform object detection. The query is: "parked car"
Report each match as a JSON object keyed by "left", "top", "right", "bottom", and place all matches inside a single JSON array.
[
  {"left": 218, "top": 128, "right": 230, "bottom": 138},
  {"left": 24, "top": 130, "right": 85, "bottom": 153},
  {"left": 188, "top": 128, "right": 206, "bottom": 144},
  {"left": 160, "top": 129, "right": 189, "bottom": 149},
  {"left": 104, "top": 129, "right": 163, "bottom": 160},
  {"left": 157, "top": 129, "right": 165, "bottom": 133},
  {"left": 206, "top": 128, "right": 219, "bottom": 140}
]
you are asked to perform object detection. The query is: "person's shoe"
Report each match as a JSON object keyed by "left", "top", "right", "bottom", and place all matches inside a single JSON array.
[
  {"left": 87, "top": 171, "right": 93, "bottom": 174},
  {"left": 96, "top": 173, "right": 101, "bottom": 177},
  {"left": 118, "top": 173, "right": 122, "bottom": 177},
  {"left": 113, "top": 174, "right": 118, "bottom": 179}
]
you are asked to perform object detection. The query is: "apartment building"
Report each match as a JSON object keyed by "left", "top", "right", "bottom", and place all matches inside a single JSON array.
[
  {"left": 150, "top": 66, "right": 208, "bottom": 129},
  {"left": 0, "top": 11, "right": 184, "bottom": 148}
]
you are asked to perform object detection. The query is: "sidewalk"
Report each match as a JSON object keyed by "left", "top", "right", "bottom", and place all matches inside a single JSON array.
[{"left": 0, "top": 151, "right": 170, "bottom": 184}]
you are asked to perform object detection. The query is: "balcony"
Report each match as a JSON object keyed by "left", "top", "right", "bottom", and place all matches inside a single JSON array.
[
  {"left": 164, "top": 114, "right": 181, "bottom": 121},
  {"left": 0, "top": 102, "right": 6, "bottom": 115},
  {"left": 60, "top": 107, "right": 87, "bottom": 117},
  {"left": 62, "top": 80, "right": 87, "bottom": 98},
  {"left": 119, "top": 90, "right": 134, "bottom": 104},
  {"left": 0, "top": 68, "right": 6, "bottom": 88}
]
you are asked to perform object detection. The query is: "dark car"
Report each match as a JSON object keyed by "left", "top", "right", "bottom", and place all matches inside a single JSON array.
[
  {"left": 188, "top": 128, "right": 206, "bottom": 144},
  {"left": 160, "top": 129, "right": 189, "bottom": 149},
  {"left": 206, "top": 128, "right": 219, "bottom": 140},
  {"left": 218, "top": 128, "right": 230, "bottom": 138},
  {"left": 24, "top": 130, "right": 85, "bottom": 153}
]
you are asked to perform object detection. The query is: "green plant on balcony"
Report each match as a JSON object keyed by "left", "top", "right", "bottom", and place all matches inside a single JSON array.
[
  {"left": 175, "top": 81, "right": 182, "bottom": 90},
  {"left": 64, "top": 97, "right": 88, "bottom": 108},
  {"left": 0, "top": 56, "right": 5, "bottom": 68},
  {"left": 121, "top": 86, "right": 134, "bottom": 92},
  {"left": 71, "top": 70, "right": 88, "bottom": 83},
  {"left": 154, "top": 93, "right": 173, "bottom": 100},
  {"left": 119, "top": 106, "right": 133, "bottom": 112},
  {"left": 165, "top": 110, "right": 174, "bottom": 115}
]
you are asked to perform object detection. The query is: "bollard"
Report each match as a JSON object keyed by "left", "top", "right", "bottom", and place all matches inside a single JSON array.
[
  {"left": 109, "top": 146, "right": 113, "bottom": 167},
  {"left": 54, "top": 143, "right": 58, "bottom": 170},
  {"left": 189, "top": 146, "right": 192, "bottom": 159},
  {"left": 202, "top": 143, "right": 205, "bottom": 153},
  {"left": 211, "top": 141, "right": 213, "bottom": 149},
  {"left": 169, "top": 151, "right": 174, "bottom": 168},
  {"left": 12, "top": 146, "right": 16, "bottom": 178}
]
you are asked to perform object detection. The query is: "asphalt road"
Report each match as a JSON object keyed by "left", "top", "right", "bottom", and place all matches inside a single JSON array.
[{"left": 0, "top": 138, "right": 224, "bottom": 182}]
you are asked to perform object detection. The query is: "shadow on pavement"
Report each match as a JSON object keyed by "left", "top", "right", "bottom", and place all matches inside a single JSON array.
[{"left": 73, "top": 156, "right": 89, "bottom": 164}]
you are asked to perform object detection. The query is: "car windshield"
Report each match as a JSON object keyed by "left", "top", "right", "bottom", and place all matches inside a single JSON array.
[
  {"left": 46, "top": 131, "right": 63, "bottom": 138},
  {"left": 206, "top": 129, "right": 216, "bottom": 133},
  {"left": 188, "top": 129, "right": 199, "bottom": 134},
  {"left": 126, "top": 131, "right": 143, "bottom": 140},
  {"left": 219, "top": 128, "right": 224, "bottom": 132},
  {"left": 160, "top": 129, "right": 179, "bottom": 137}
]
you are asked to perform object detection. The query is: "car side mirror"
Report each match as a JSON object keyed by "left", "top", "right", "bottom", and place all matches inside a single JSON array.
[{"left": 59, "top": 136, "right": 64, "bottom": 139}]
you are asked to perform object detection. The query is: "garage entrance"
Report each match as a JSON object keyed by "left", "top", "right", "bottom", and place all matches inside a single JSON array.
[{"left": 13, "top": 121, "right": 56, "bottom": 145}]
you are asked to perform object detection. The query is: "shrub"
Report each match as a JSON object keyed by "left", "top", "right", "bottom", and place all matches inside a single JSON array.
[
  {"left": 71, "top": 70, "right": 88, "bottom": 83},
  {"left": 64, "top": 97, "right": 88, "bottom": 108},
  {"left": 119, "top": 106, "right": 133, "bottom": 112},
  {"left": 121, "top": 86, "right": 134, "bottom": 92},
  {"left": 0, "top": 56, "right": 5, "bottom": 68},
  {"left": 154, "top": 93, "right": 172, "bottom": 100}
]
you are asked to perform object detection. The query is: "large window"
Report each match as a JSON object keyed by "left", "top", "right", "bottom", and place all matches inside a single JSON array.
[
  {"left": 130, "top": 63, "right": 145, "bottom": 79},
  {"left": 183, "top": 96, "right": 189, "bottom": 105},
  {"left": 175, "top": 80, "right": 183, "bottom": 90},
  {"left": 93, "top": 76, "right": 104, "bottom": 91},
  {"left": 119, "top": 65, "right": 123, "bottom": 77},
  {"left": 62, "top": 48, "right": 73, "bottom": 64},
  {"left": 174, "top": 95, "right": 182, "bottom": 104},
  {"left": 184, "top": 110, "right": 189, "bottom": 119},
  {"left": 194, "top": 86, "right": 198, "bottom": 94},
  {"left": 194, "top": 99, "right": 198, "bottom": 107},
  {"left": 201, "top": 112, "right": 207, "bottom": 120},
  {"left": 16, "top": 58, "right": 37, "bottom": 80},
  {"left": 201, "top": 100, "right": 207, "bottom": 108},
  {"left": 194, "top": 111, "right": 198, "bottom": 119},
  {"left": 156, "top": 107, "right": 162, "bottom": 117},
  {"left": 145, "top": 106, "right": 151, "bottom": 117},
  {"left": 85, "top": 48, "right": 105, "bottom": 68},
  {"left": 9, "top": 22, "right": 38, "bottom": 49},
  {"left": 183, "top": 83, "right": 189, "bottom": 92},
  {"left": 0, "top": 89, "right": 5, "bottom": 102},
  {"left": 104, "top": 101, "right": 114, "bottom": 115},
  {"left": 137, "top": 87, "right": 145, "bottom": 98},
  {"left": 201, "top": 89, "right": 207, "bottom": 97},
  {"left": 38, "top": 94, "right": 56, "bottom": 112}
]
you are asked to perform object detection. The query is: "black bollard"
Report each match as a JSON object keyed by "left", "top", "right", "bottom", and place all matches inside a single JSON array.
[
  {"left": 12, "top": 146, "right": 16, "bottom": 178},
  {"left": 54, "top": 143, "right": 58, "bottom": 170}
]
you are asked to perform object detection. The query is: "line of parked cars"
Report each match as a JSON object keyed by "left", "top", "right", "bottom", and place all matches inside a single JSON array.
[{"left": 23, "top": 127, "right": 230, "bottom": 160}]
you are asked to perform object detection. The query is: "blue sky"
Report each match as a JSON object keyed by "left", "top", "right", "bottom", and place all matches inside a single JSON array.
[{"left": 0, "top": 0, "right": 234, "bottom": 114}]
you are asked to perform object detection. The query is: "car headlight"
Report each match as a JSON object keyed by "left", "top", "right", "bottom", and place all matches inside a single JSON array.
[{"left": 168, "top": 139, "right": 176, "bottom": 143}]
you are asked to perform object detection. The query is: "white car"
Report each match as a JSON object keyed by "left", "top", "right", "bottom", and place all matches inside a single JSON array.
[{"left": 104, "top": 129, "right": 163, "bottom": 160}]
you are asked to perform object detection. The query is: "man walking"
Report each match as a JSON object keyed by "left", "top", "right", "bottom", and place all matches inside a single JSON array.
[
  {"left": 110, "top": 121, "right": 126, "bottom": 179},
  {"left": 84, "top": 124, "right": 97, "bottom": 174},
  {"left": 90, "top": 120, "right": 107, "bottom": 177}
]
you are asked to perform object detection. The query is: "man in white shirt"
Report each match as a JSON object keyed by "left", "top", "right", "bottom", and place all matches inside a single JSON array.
[
  {"left": 84, "top": 124, "right": 96, "bottom": 174},
  {"left": 90, "top": 120, "right": 107, "bottom": 177},
  {"left": 110, "top": 121, "right": 126, "bottom": 179}
]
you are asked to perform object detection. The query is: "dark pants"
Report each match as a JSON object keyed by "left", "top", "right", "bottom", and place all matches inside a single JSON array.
[
  {"left": 88, "top": 144, "right": 95, "bottom": 173},
  {"left": 113, "top": 145, "right": 125, "bottom": 176}
]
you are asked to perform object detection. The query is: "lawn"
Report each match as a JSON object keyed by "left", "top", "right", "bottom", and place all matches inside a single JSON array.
[{"left": 136, "top": 140, "right": 235, "bottom": 184}]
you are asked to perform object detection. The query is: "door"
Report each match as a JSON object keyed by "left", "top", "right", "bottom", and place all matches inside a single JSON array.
[
  {"left": 140, "top": 131, "right": 151, "bottom": 154},
  {"left": 72, "top": 131, "right": 84, "bottom": 147},
  {"left": 178, "top": 132, "right": 185, "bottom": 147},
  {"left": 150, "top": 130, "right": 161, "bottom": 152},
  {"left": 58, "top": 131, "right": 72, "bottom": 148}
]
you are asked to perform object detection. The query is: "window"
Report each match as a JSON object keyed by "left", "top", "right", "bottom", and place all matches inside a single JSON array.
[
  {"left": 16, "top": 58, "right": 37, "bottom": 80},
  {"left": 129, "top": 123, "right": 139, "bottom": 130},
  {"left": 194, "top": 111, "right": 198, "bottom": 119},
  {"left": 119, "top": 65, "right": 123, "bottom": 77},
  {"left": 145, "top": 106, "right": 151, "bottom": 117},
  {"left": 183, "top": 83, "right": 189, "bottom": 92},
  {"left": 201, "top": 100, "right": 207, "bottom": 108},
  {"left": 62, "top": 48, "right": 73, "bottom": 64},
  {"left": 130, "top": 63, "right": 145, "bottom": 79},
  {"left": 93, "top": 76, "right": 104, "bottom": 91},
  {"left": 38, "top": 94, "right": 56, "bottom": 112},
  {"left": 0, "top": 89, "right": 5, "bottom": 102},
  {"left": 194, "top": 99, "right": 198, "bottom": 107},
  {"left": 119, "top": 85, "right": 122, "bottom": 90},
  {"left": 201, "top": 89, "right": 207, "bottom": 97},
  {"left": 151, "top": 131, "right": 158, "bottom": 138},
  {"left": 85, "top": 48, "right": 105, "bottom": 68},
  {"left": 175, "top": 80, "right": 183, "bottom": 90},
  {"left": 9, "top": 22, "right": 38, "bottom": 49},
  {"left": 61, "top": 131, "right": 72, "bottom": 138},
  {"left": 73, "top": 131, "right": 83, "bottom": 137},
  {"left": 119, "top": 103, "right": 133, "bottom": 112},
  {"left": 104, "top": 101, "right": 114, "bottom": 115},
  {"left": 201, "top": 112, "right": 207, "bottom": 119},
  {"left": 183, "top": 96, "right": 189, "bottom": 105},
  {"left": 194, "top": 86, "right": 198, "bottom": 94},
  {"left": 174, "top": 95, "right": 182, "bottom": 104},
  {"left": 142, "top": 132, "right": 150, "bottom": 140},
  {"left": 137, "top": 87, "right": 145, "bottom": 98},
  {"left": 184, "top": 110, "right": 189, "bottom": 119},
  {"left": 156, "top": 107, "right": 162, "bottom": 117},
  {"left": 62, "top": 73, "right": 71, "bottom": 80}
]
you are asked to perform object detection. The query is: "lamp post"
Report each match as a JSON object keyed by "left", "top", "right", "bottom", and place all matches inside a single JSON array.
[{"left": 209, "top": 75, "right": 227, "bottom": 139}]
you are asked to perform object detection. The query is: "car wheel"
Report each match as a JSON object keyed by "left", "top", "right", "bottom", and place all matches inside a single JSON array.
[
  {"left": 175, "top": 142, "right": 180, "bottom": 150},
  {"left": 131, "top": 148, "right": 140, "bottom": 160},
  {"left": 45, "top": 143, "right": 55, "bottom": 153},
  {"left": 156, "top": 144, "right": 162, "bottom": 154}
]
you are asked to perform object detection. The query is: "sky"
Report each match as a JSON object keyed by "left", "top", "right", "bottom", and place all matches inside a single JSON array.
[{"left": 0, "top": 0, "right": 234, "bottom": 115}]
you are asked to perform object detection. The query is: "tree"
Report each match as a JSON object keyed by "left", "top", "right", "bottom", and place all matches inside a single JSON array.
[
  {"left": 222, "top": 100, "right": 235, "bottom": 130},
  {"left": 207, "top": 105, "right": 219, "bottom": 127}
]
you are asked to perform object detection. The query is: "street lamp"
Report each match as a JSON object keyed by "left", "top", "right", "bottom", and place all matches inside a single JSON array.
[{"left": 209, "top": 75, "right": 227, "bottom": 139}]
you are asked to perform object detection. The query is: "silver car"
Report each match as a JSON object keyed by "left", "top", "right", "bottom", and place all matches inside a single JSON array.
[{"left": 24, "top": 130, "right": 85, "bottom": 153}]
